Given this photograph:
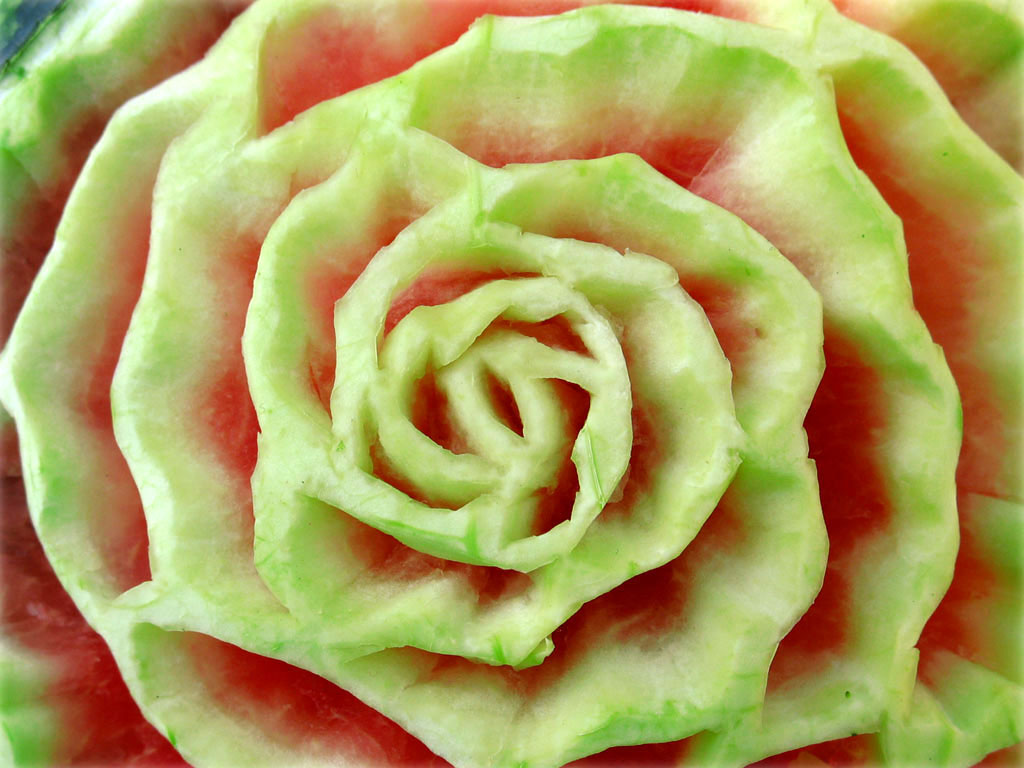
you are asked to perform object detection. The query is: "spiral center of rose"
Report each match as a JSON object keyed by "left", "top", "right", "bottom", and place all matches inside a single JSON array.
[
  {"left": 347, "top": 274, "right": 634, "bottom": 570},
  {"left": 327, "top": 215, "right": 652, "bottom": 572}
]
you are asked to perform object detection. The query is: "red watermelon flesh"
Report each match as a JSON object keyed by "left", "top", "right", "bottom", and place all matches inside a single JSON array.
[
  {"left": 1, "top": 478, "right": 187, "bottom": 767},
  {"left": 836, "top": 107, "right": 1021, "bottom": 696},
  {"left": 2, "top": 472, "right": 450, "bottom": 766}
]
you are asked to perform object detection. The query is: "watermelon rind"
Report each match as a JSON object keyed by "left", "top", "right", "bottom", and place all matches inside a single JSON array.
[
  {"left": 2, "top": 0, "right": 1018, "bottom": 766},
  {"left": 0, "top": 0, "right": 64, "bottom": 74},
  {"left": 832, "top": 0, "right": 1024, "bottom": 172},
  {"left": 0, "top": 639, "right": 56, "bottom": 767}
]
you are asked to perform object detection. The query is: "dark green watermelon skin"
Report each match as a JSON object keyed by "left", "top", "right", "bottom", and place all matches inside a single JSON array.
[{"left": 0, "top": 0, "right": 62, "bottom": 71}]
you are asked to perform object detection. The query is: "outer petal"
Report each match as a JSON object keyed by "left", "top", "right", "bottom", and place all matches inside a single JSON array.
[
  {"left": 831, "top": 0, "right": 1024, "bottom": 172},
  {"left": 751, "top": 2, "right": 1024, "bottom": 763}
]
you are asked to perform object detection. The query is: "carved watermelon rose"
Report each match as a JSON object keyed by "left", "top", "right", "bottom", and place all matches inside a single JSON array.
[{"left": 1, "top": 0, "right": 1020, "bottom": 766}]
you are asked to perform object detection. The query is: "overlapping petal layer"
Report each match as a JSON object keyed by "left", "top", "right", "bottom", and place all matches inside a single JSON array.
[
  {"left": 0, "top": 0, "right": 1020, "bottom": 766},
  {"left": 832, "top": 0, "right": 1024, "bottom": 172}
]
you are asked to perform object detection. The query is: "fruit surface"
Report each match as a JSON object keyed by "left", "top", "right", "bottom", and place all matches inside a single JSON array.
[{"left": 0, "top": 0, "right": 1020, "bottom": 766}]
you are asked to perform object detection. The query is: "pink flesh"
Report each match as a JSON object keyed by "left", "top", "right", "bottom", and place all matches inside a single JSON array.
[
  {"left": 347, "top": 516, "right": 533, "bottom": 604},
  {"left": 182, "top": 633, "right": 450, "bottom": 766},
  {"left": 75, "top": 199, "right": 154, "bottom": 593},
  {"left": 1, "top": 111, "right": 104, "bottom": 347},
  {"left": 566, "top": 737, "right": 692, "bottom": 766},
  {"left": 303, "top": 199, "right": 422, "bottom": 411},
  {"left": 836, "top": 108, "right": 1013, "bottom": 682},
  {"left": 681, "top": 277, "right": 757, "bottom": 397},
  {"left": 977, "top": 742, "right": 1024, "bottom": 767},
  {"left": 486, "top": 371, "right": 525, "bottom": 436},
  {"left": 917, "top": 503, "right": 1007, "bottom": 683},
  {"left": 411, "top": 368, "right": 473, "bottom": 455},
  {"left": 195, "top": 236, "right": 262, "bottom": 481},
  {"left": 753, "top": 734, "right": 879, "bottom": 766},
  {"left": 261, "top": 6, "right": 440, "bottom": 132},
  {"left": 530, "top": 380, "right": 588, "bottom": 535},
  {"left": 837, "top": 110, "right": 1007, "bottom": 499},
  {"left": 601, "top": 399, "right": 659, "bottom": 518},
  {"left": 1, "top": 479, "right": 188, "bottom": 766},
  {"left": 769, "top": 332, "right": 893, "bottom": 687}
]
